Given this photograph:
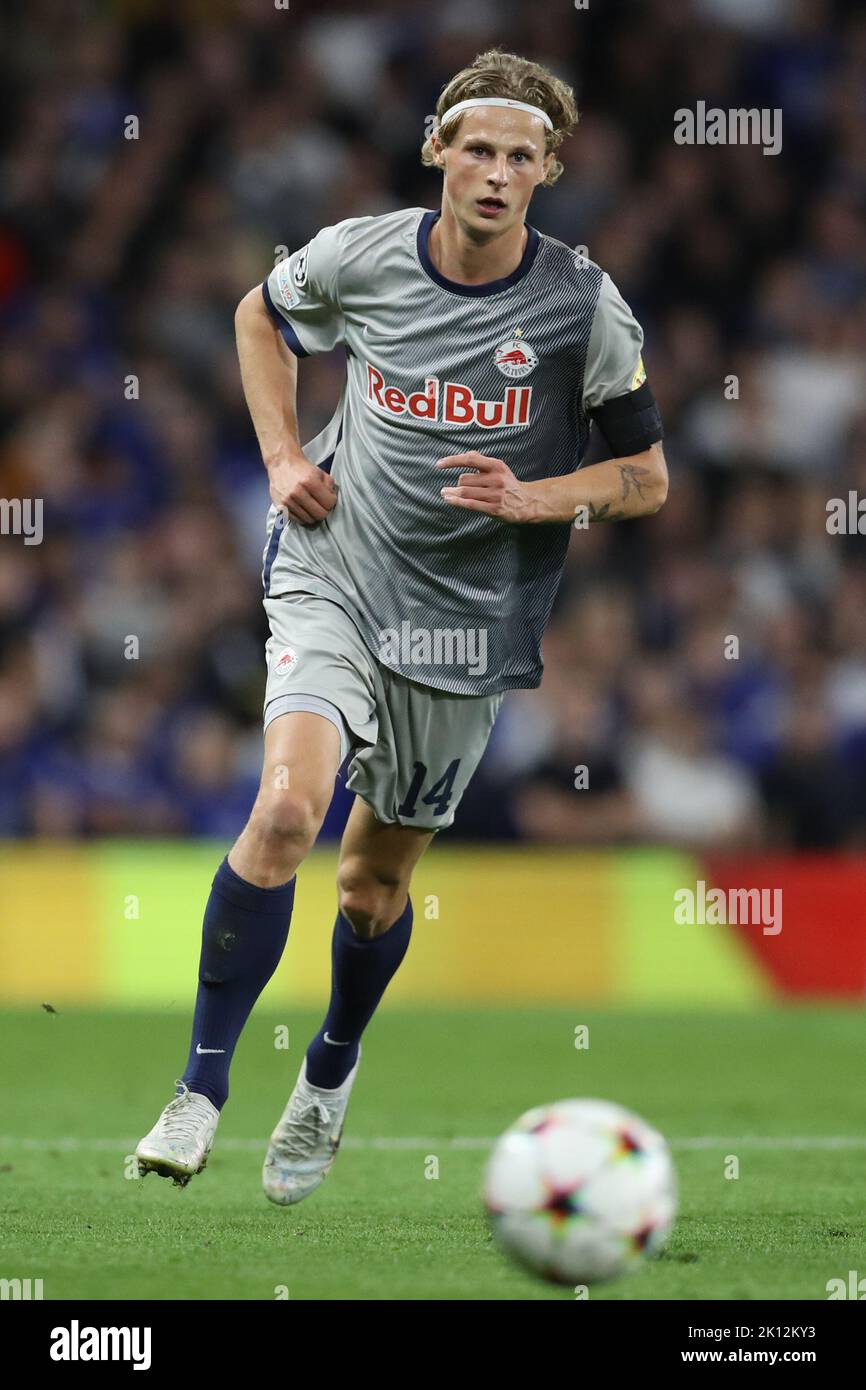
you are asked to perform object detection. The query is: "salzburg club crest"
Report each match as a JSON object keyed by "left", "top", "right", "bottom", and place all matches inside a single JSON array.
[
  {"left": 494, "top": 335, "right": 538, "bottom": 379},
  {"left": 274, "top": 646, "right": 297, "bottom": 674}
]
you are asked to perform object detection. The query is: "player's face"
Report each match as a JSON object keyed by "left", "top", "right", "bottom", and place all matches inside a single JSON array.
[{"left": 434, "top": 109, "right": 553, "bottom": 235}]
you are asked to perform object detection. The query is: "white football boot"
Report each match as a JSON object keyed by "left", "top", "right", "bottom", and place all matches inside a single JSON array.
[
  {"left": 136, "top": 1081, "right": 220, "bottom": 1187},
  {"left": 262, "top": 1046, "right": 361, "bottom": 1206}
]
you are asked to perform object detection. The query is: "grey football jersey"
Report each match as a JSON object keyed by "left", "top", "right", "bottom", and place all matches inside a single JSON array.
[{"left": 261, "top": 206, "right": 649, "bottom": 696}]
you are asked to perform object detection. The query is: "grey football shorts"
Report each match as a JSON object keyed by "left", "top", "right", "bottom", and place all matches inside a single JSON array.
[{"left": 263, "top": 592, "right": 502, "bottom": 831}]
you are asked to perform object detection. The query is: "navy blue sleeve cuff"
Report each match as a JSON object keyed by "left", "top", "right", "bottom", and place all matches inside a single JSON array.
[{"left": 261, "top": 281, "right": 309, "bottom": 358}]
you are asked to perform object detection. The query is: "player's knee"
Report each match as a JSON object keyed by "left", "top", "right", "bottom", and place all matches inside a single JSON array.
[
  {"left": 337, "top": 863, "right": 405, "bottom": 940},
  {"left": 249, "top": 788, "right": 324, "bottom": 856}
]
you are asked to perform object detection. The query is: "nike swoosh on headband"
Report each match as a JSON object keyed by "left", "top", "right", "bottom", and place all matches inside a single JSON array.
[{"left": 436, "top": 97, "right": 553, "bottom": 131}]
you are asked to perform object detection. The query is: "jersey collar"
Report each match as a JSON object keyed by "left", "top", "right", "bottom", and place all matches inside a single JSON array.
[{"left": 416, "top": 208, "right": 540, "bottom": 297}]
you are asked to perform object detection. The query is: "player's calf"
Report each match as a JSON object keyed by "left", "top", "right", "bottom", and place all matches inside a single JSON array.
[{"left": 336, "top": 861, "right": 410, "bottom": 939}]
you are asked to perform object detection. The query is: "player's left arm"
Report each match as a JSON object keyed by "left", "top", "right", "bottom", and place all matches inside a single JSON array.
[
  {"left": 437, "top": 440, "right": 667, "bottom": 524},
  {"left": 439, "top": 271, "right": 667, "bottom": 524}
]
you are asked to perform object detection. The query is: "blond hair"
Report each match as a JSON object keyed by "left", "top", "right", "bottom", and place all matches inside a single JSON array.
[{"left": 421, "top": 48, "right": 578, "bottom": 188}]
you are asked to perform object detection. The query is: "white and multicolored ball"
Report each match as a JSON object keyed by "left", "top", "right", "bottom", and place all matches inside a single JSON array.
[{"left": 483, "top": 1098, "right": 677, "bottom": 1285}]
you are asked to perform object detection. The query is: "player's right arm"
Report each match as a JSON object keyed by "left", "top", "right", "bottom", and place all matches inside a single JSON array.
[
  {"left": 235, "top": 288, "right": 337, "bottom": 525},
  {"left": 237, "top": 221, "right": 351, "bottom": 524}
]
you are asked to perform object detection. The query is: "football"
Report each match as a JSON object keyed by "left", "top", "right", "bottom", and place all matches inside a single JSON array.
[{"left": 482, "top": 1098, "right": 677, "bottom": 1286}]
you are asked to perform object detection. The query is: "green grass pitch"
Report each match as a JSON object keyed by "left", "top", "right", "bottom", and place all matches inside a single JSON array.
[{"left": 0, "top": 1005, "right": 864, "bottom": 1300}]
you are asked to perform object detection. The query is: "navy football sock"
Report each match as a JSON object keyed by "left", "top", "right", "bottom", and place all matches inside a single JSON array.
[
  {"left": 181, "top": 857, "right": 295, "bottom": 1110},
  {"left": 305, "top": 898, "right": 413, "bottom": 1090}
]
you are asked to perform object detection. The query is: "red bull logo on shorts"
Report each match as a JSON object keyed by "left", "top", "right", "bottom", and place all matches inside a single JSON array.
[{"left": 274, "top": 646, "right": 297, "bottom": 674}]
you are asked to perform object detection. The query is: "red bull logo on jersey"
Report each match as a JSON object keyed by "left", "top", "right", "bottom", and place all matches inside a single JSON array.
[
  {"left": 366, "top": 365, "right": 531, "bottom": 429},
  {"left": 494, "top": 336, "right": 539, "bottom": 379}
]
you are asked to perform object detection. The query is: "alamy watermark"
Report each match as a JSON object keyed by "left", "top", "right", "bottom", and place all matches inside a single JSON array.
[
  {"left": 1, "top": 1276, "right": 44, "bottom": 1299},
  {"left": 674, "top": 102, "right": 782, "bottom": 157},
  {"left": 826, "top": 493, "right": 866, "bottom": 534},
  {"left": 0, "top": 498, "right": 43, "bottom": 545},
  {"left": 50, "top": 1322, "right": 151, "bottom": 1369},
  {"left": 378, "top": 622, "right": 488, "bottom": 676},
  {"left": 674, "top": 880, "right": 782, "bottom": 935},
  {"left": 827, "top": 1270, "right": 866, "bottom": 1299}
]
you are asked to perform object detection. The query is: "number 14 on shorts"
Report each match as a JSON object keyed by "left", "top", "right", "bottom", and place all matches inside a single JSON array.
[{"left": 397, "top": 759, "right": 461, "bottom": 818}]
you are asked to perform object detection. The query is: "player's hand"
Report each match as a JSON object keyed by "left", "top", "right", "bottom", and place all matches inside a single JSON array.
[
  {"left": 267, "top": 451, "right": 337, "bottom": 526},
  {"left": 436, "top": 451, "right": 534, "bottom": 523}
]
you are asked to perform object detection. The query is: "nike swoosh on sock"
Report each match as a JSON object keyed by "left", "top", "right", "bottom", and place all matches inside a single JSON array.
[{"left": 323, "top": 1032, "right": 351, "bottom": 1046}]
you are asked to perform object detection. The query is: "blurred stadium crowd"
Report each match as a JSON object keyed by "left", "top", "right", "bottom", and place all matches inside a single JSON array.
[{"left": 1, "top": 0, "right": 865, "bottom": 847}]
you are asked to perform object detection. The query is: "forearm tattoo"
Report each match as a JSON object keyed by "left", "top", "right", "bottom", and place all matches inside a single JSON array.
[
  {"left": 587, "top": 464, "right": 654, "bottom": 522},
  {"left": 587, "top": 501, "right": 627, "bottom": 522},
  {"left": 618, "top": 463, "right": 653, "bottom": 502}
]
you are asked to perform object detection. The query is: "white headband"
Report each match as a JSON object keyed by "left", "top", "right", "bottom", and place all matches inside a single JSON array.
[{"left": 437, "top": 97, "right": 553, "bottom": 132}]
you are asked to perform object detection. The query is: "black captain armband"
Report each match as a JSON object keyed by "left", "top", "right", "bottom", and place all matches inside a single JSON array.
[{"left": 589, "top": 382, "right": 664, "bottom": 458}]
